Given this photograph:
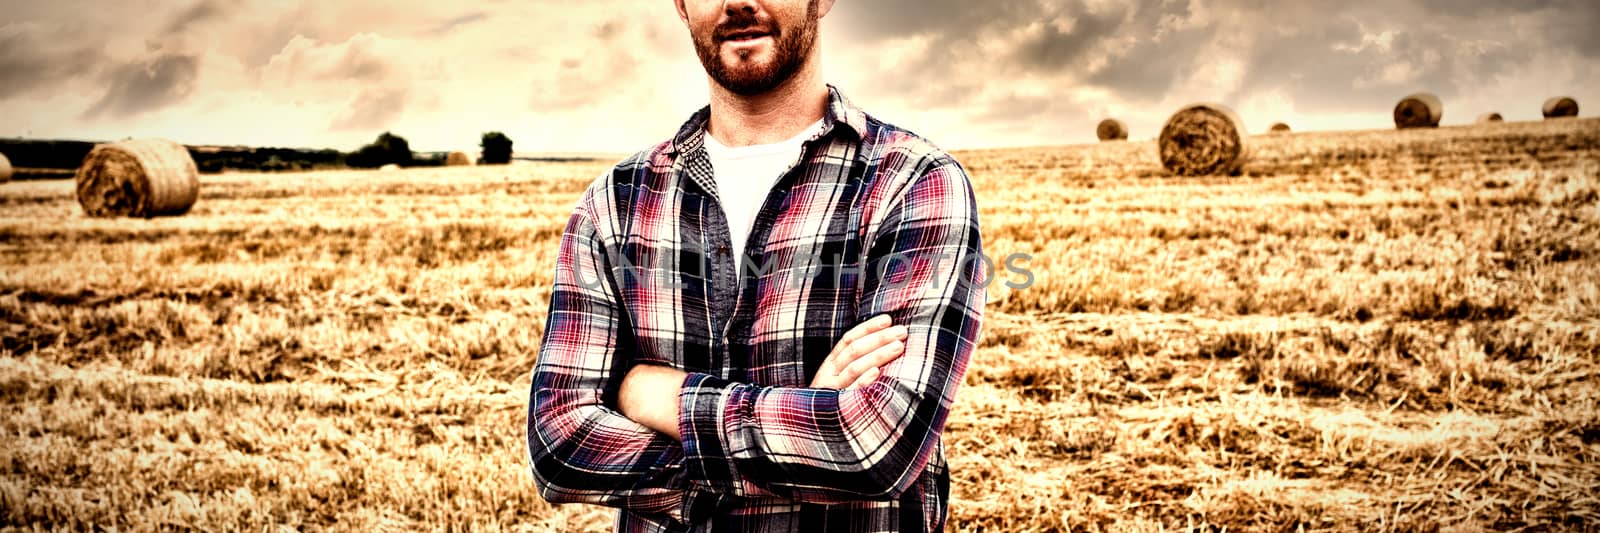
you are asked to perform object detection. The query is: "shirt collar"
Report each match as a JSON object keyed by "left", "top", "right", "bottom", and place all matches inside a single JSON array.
[{"left": 665, "top": 84, "right": 867, "bottom": 156}]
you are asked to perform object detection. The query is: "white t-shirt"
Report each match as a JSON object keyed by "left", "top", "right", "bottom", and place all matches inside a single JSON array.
[{"left": 704, "top": 119, "right": 824, "bottom": 272}]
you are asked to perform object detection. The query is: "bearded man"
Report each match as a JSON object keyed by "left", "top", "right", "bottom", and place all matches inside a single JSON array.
[{"left": 527, "top": 1, "right": 985, "bottom": 530}]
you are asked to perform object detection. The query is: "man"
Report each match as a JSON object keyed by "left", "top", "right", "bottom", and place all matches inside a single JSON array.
[{"left": 526, "top": 0, "right": 985, "bottom": 530}]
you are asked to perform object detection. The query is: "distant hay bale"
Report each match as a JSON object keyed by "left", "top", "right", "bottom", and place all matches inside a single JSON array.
[
  {"left": 74, "top": 139, "right": 199, "bottom": 218},
  {"left": 1476, "top": 112, "right": 1504, "bottom": 124},
  {"left": 0, "top": 153, "right": 11, "bottom": 184},
  {"left": 1096, "top": 119, "right": 1128, "bottom": 142},
  {"left": 1158, "top": 103, "right": 1250, "bottom": 176},
  {"left": 1269, "top": 122, "right": 1291, "bottom": 134},
  {"left": 380, "top": 163, "right": 401, "bottom": 171},
  {"left": 1543, "top": 97, "right": 1579, "bottom": 119},
  {"left": 446, "top": 151, "right": 471, "bottom": 166},
  {"left": 1393, "top": 93, "right": 1443, "bottom": 129}
]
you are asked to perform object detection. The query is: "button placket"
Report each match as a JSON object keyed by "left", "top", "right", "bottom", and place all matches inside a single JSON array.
[{"left": 684, "top": 144, "right": 741, "bottom": 375}]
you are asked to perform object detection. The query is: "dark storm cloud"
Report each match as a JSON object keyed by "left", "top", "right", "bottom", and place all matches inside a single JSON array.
[
  {"left": 833, "top": 0, "right": 1219, "bottom": 109},
  {"left": 164, "top": 0, "right": 228, "bottom": 35},
  {"left": 1238, "top": 22, "right": 1526, "bottom": 114},
  {"left": 1069, "top": 3, "right": 1217, "bottom": 100},
  {"left": 831, "top": 0, "right": 1599, "bottom": 118},
  {"left": 838, "top": 0, "right": 1198, "bottom": 94},
  {"left": 834, "top": 0, "right": 1030, "bottom": 41},
  {"left": 1008, "top": 7, "right": 1125, "bottom": 70},
  {"left": 1416, "top": 0, "right": 1600, "bottom": 57},
  {"left": 1222, "top": 0, "right": 1559, "bottom": 115},
  {"left": 10, "top": 0, "right": 224, "bottom": 119},
  {"left": 83, "top": 54, "right": 200, "bottom": 119},
  {"left": 0, "top": 24, "right": 106, "bottom": 96}
]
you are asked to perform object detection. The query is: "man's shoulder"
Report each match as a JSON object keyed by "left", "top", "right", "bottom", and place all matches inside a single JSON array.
[
  {"left": 846, "top": 112, "right": 978, "bottom": 238},
  {"left": 858, "top": 113, "right": 964, "bottom": 175},
  {"left": 602, "top": 140, "right": 674, "bottom": 184},
  {"left": 576, "top": 140, "right": 675, "bottom": 206}
]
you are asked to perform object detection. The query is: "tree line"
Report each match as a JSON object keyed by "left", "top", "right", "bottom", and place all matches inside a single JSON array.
[{"left": 0, "top": 131, "right": 514, "bottom": 175}]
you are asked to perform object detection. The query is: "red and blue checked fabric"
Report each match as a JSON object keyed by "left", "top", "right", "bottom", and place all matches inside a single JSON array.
[{"left": 527, "top": 86, "right": 985, "bottom": 532}]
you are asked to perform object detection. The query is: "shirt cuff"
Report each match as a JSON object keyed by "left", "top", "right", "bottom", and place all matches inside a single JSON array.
[{"left": 678, "top": 372, "right": 751, "bottom": 492}]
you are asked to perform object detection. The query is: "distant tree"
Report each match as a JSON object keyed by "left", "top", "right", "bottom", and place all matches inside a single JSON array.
[
  {"left": 346, "top": 144, "right": 386, "bottom": 168},
  {"left": 374, "top": 132, "right": 413, "bottom": 165},
  {"left": 347, "top": 131, "right": 414, "bottom": 168},
  {"left": 480, "top": 131, "right": 513, "bottom": 165}
]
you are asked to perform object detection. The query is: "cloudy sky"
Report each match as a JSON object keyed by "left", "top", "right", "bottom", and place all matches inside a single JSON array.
[{"left": 2, "top": 0, "right": 1595, "bottom": 153}]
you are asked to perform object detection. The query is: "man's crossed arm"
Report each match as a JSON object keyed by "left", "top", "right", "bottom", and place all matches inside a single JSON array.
[
  {"left": 617, "top": 314, "right": 908, "bottom": 441},
  {"left": 527, "top": 155, "right": 984, "bottom": 516}
]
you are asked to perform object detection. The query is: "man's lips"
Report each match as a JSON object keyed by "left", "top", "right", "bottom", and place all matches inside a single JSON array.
[{"left": 719, "top": 29, "right": 772, "bottom": 43}]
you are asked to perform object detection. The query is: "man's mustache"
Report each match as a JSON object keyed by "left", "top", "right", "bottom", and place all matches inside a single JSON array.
[{"left": 713, "top": 13, "right": 779, "bottom": 42}]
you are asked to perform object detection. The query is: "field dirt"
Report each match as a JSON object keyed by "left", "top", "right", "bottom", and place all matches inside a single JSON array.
[{"left": 2, "top": 118, "right": 1598, "bottom": 531}]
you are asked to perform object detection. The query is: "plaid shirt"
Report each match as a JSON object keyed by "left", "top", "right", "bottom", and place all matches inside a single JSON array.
[{"left": 527, "top": 86, "right": 985, "bottom": 532}]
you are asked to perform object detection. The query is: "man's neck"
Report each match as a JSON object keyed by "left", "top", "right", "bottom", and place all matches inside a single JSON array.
[{"left": 705, "top": 60, "right": 829, "bottom": 148}]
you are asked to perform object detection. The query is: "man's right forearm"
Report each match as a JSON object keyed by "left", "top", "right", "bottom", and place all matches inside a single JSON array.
[{"left": 618, "top": 364, "right": 688, "bottom": 441}]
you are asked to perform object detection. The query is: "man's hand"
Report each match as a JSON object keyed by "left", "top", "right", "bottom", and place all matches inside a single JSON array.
[{"left": 810, "top": 314, "right": 908, "bottom": 390}]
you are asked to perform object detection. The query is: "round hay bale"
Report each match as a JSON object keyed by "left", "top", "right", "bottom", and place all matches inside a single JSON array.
[
  {"left": 75, "top": 139, "right": 199, "bottom": 218},
  {"left": 1269, "top": 122, "right": 1291, "bottom": 134},
  {"left": 1096, "top": 119, "right": 1128, "bottom": 142},
  {"left": 446, "top": 151, "right": 471, "bottom": 166},
  {"left": 1542, "top": 96, "right": 1579, "bottom": 119},
  {"left": 1393, "top": 93, "right": 1443, "bottom": 129},
  {"left": 379, "top": 163, "right": 401, "bottom": 171},
  {"left": 0, "top": 152, "right": 12, "bottom": 184},
  {"left": 1158, "top": 103, "right": 1250, "bottom": 176},
  {"left": 1476, "top": 112, "right": 1504, "bottom": 124}
]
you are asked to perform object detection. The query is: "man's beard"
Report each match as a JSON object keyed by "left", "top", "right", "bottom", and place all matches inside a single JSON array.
[{"left": 692, "top": 1, "right": 819, "bottom": 96}]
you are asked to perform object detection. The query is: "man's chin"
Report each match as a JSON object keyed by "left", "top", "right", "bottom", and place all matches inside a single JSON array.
[
  {"left": 716, "top": 74, "right": 782, "bottom": 95},
  {"left": 717, "top": 63, "right": 779, "bottom": 84},
  {"left": 721, "top": 49, "right": 775, "bottom": 68}
]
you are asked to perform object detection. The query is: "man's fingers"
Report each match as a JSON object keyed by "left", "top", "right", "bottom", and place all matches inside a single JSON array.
[
  {"left": 832, "top": 324, "right": 907, "bottom": 371},
  {"left": 829, "top": 314, "right": 893, "bottom": 359},
  {"left": 845, "top": 367, "right": 881, "bottom": 390},
  {"left": 840, "top": 339, "right": 904, "bottom": 381},
  {"left": 814, "top": 316, "right": 902, "bottom": 389}
]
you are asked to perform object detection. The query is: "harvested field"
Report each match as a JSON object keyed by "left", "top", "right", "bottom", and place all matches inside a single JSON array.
[{"left": 2, "top": 118, "right": 1599, "bottom": 531}]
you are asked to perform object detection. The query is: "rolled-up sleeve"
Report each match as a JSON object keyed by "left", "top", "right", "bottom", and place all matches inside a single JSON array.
[
  {"left": 677, "top": 155, "right": 985, "bottom": 502},
  {"left": 527, "top": 186, "right": 688, "bottom": 517}
]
